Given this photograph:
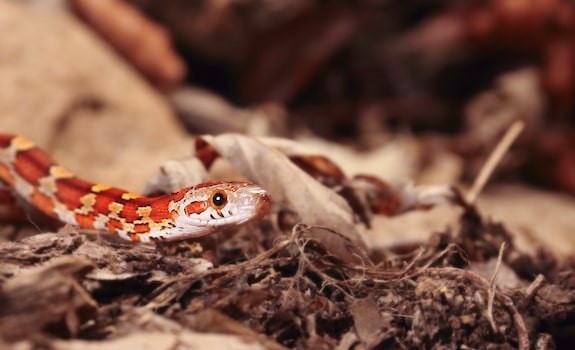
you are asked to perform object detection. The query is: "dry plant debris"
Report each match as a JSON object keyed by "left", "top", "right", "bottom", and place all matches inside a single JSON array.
[
  {"left": 1, "top": 205, "right": 573, "bottom": 349},
  {"left": 1, "top": 132, "right": 574, "bottom": 349}
]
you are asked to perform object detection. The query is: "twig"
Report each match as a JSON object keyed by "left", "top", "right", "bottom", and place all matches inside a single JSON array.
[
  {"left": 523, "top": 274, "right": 546, "bottom": 300},
  {"left": 397, "top": 247, "right": 425, "bottom": 279},
  {"left": 421, "top": 243, "right": 466, "bottom": 270},
  {"left": 466, "top": 121, "right": 524, "bottom": 204},
  {"left": 486, "top": 242, "right": 506, "bottom": 333}
]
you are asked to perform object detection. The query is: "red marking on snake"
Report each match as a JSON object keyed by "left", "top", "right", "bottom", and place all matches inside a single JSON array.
[{"left": 0, "top": 134, "right": 271, "bottom": 243}]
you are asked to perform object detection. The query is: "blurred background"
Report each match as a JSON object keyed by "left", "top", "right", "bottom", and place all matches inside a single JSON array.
[{"left": 2, "top": 0, "right": 575, "bottom": 195}]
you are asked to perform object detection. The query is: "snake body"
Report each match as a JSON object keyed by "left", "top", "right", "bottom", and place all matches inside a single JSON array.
[{"left": 0, "top": 134, "right": 271, "bottom": 242}]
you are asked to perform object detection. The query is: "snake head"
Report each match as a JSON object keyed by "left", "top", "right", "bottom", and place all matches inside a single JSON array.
[{"left": 167, "top": 181, "right": 271, "bottom": 240}]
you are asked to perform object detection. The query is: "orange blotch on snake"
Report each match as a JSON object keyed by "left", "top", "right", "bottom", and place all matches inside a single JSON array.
[
  {"left": 170, "top": 189, "right": 187, "bottom": 202},
  {"left": 94, "top": 187, "right": 130, "bottom": 214},
  {"left": 75, "top": 213, "right": 95, "bottom": 229},
  {"left": 54, "top": 178, "right": 94, "bottom": 210},
  {"left": 128, "top": 232, "right": 141, "bottom": 242},
  {"left": 30, "top": 189, "right": 55, "bottom": 214},
  {"left": 107, "top": 218, "right": 124, "bottom": 233},
  {"left": 185, "top": 201, "right": 207, "bottom": 216},
  {"left": 120, "top": 201, "right": 145, "bottom": 222},
  {"left": 146, "top": 197, "right": 173, "bottom": 222},
  {"left": 115, "top": 196, "right": 171, "bottom": 224},
  {"left": 133, "top": 223, "right": 150, "bottom": 234},
  {"left": 149, "top": 206, "right": 171, "bottom": 222},
  {"left": 14, "top": 148, "right": 53, "bottom": 186}
]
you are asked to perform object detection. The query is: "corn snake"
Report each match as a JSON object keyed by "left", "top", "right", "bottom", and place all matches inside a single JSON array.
[{"left": 0, "top": 134, "right": 271, "bottom": 243}]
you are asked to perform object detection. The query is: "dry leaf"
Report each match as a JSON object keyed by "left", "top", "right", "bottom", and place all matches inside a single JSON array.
[
  {"left": 143, "top": 158, "right": 209, "bottom": 195},
  {"left": 350, "top": 296, "right": 394, "bottom": 346},
  {"left": 352, "top": 177, "right": 456, "bottom": 216},
  {"left": 260, "top": 135, "right": 420, "bottom": 184},
  {"left": 261, "top": 137, "right": 457, "bottom": 216},
  {"left": 301, "top": 226, "right": 372, "bottom": 266},
  {"left": 198, "top": 134, "right": 367, "bottom": 252}
]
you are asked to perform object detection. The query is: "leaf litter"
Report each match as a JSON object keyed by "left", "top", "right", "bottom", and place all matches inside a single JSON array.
[{"left": 0, "top": 129, "right": 574, "bottom": 349}]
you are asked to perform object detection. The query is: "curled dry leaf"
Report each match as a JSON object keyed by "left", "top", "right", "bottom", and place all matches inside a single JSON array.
[
  {"left": 143, "top": 158, "right": 209, "bottom": 195},
  {"left": 352, "top": 175, "right": 456, "bottom": 216},
  {"left": 289, "top": 154, "right": 347, "bottom": 185},
  {"left": 260, "top": 137, "right": 457, "bottom": 217},
  {"left": 196, "top": 134, "right": 368, "bottom": 255},
  {"left": 260, "top": 136, "right": 420, "bottom": 184},
  {"left": 69, "top": 0, "right": 186, "bottom": 88}
]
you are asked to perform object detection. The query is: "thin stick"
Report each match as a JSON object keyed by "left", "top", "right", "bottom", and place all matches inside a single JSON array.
[
  {"left": 486, "top": 242, "right": 507, "bottom": 333},
  {"left": 466, "top": 121, "right": 524, "bottom": 204}
]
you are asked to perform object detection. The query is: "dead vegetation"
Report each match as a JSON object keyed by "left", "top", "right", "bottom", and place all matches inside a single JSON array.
[
  {"left": 0, "top": 125, "right": 572, "bottom": 348},
  {"left": 2, "top": 1, "right": 575, "bottom": 349},
  {"left": 1, "top": 201, "right": 573, "bottom": 349}
]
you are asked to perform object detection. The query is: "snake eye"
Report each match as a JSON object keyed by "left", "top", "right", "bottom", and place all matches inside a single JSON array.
[{"left": 211, "top": 191, "right": 227, "bottom": 209}]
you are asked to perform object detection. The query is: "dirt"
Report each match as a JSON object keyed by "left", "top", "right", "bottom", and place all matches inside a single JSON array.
[{"left": 1, "top": 203, "right": 573, "bottom": 349}]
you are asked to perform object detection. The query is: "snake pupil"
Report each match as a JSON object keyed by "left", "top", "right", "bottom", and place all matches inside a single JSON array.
[{"left": 212, "top": 192, "right": 226, "bottom": 207}]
